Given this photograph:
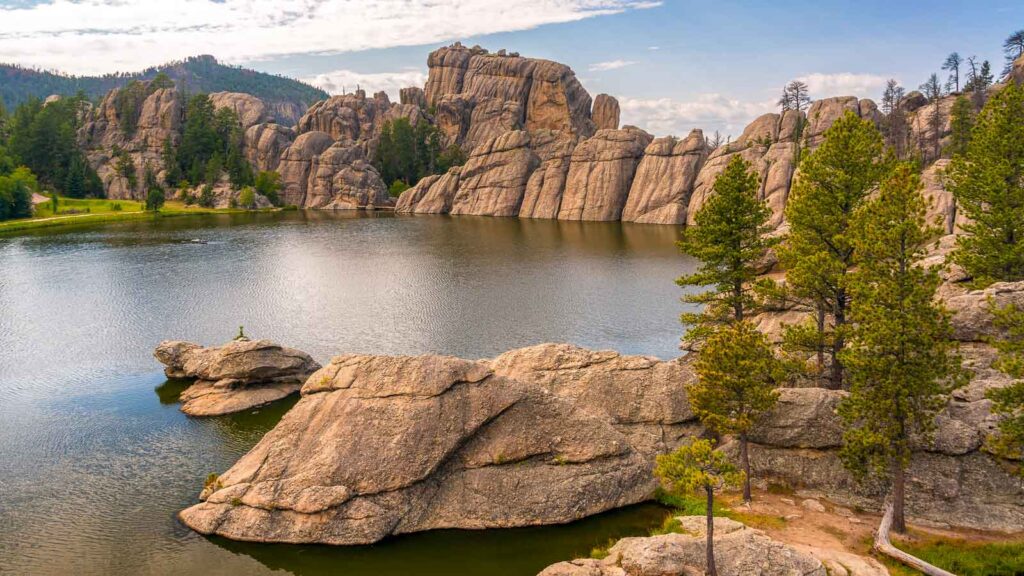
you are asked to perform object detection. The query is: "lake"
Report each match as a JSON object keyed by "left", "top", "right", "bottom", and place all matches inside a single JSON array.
[{"left": 0, "top": 211, "right": 698, "bottom": 575}]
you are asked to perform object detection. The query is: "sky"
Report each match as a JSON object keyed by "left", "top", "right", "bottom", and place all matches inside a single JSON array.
[{"left": 1, "top": 0, "right": 1022, "bottom": 136}]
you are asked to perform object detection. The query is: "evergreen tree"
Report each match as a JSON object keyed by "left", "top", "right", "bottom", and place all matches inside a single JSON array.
[
  {"left": 778, "top": 80, "right": 811, "bottom": 112},
  {"left": 919, "top": 73, "right": 944, "bottom": 163},
  {"left": 984, "top": 302, "right": 1024, "bottom": 473},
  {"left": 881, "top": 79, "right": 909, "bottom": 158},
  {"left": 654, "top": 439, "right": 742, "bottom": 576},
  {"left": 838, "top": 163, "right": 963, "bottom": 533},
  {"left": 947, "top": 95, "right": 974, "bottom": 157},
  {"left": 145, "top": 186, "right": 165, "bottom": 211},
  {"left": 1003, "top": 29, "right": 1024, "bottom": 77},
  {"left": 677, "top": 156, "right": 775, "bottom": 343},
  {"left": 779, "top": 111, "right": 889, "bottom": 388},
  {"left": 948, "top": 81, "right": 1024, "bottom": 284},
  {"left": 942, "top": 52, "right": 962, "bottom": 92},
  {"left": 0, "top": 166, "right": 36, "bottom": 221},
  {"left": 689, "top": 321, "right": 780, "bottom": 502}
]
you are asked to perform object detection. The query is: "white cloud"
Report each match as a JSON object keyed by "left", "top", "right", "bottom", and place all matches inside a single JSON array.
[
  {"left": 796, "top": 72, "right": 890, "bottom": 100},
  {"left": 589, "top": 59, "right": 636, "bottom": 72},
  {"left": 303, "top": 68, "right": 428, "bottom": 100},
  {"left": 647, "top": 46, "right": 660, "bottom": 51},
  {"left": 618, "top": 93, "right": 776, "bottom": 138},
  {"left": 0, "top": 0, "right": 659, "bottom": 75}
]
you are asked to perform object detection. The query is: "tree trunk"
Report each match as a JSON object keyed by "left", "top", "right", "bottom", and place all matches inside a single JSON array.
[
  {"left": 830, "top": 293, "right": 845, "bottom": 390},
  {"left": 740, "top": 434, "right": 752, "bottom": 503},
  {"left": 875, "top": 501, "right": 956, "bottom": 576},
  {"left": 892, "top": 464, "right": 907, "bottom": 534},
  {"left": 705, "top": 486, "right": 717, "bottom": 576},
  {"left": 815, "top": 307, "right": 826, "bottom": 378}
]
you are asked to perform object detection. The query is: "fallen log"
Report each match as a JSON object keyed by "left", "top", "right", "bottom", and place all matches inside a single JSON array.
[{"left": 873, "top": 501, "right": 957, "bottom": 576}]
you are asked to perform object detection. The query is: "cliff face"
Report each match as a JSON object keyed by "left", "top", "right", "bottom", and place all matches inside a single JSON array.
[{"left": 78, "top": 84, "right": 183, "bottom": 200}]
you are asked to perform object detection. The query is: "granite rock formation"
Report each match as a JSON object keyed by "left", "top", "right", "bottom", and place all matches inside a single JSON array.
[
  {"left": 538, "top": 517, "right": 826, "bottom": 576},
  {"left": 558, "top": 128, "right": 653, "bottom": 221},
  {"left": 621, "top": 130, "right": 707, "bottom": 225},
  {"left": 591, "top": 94, "right": 620, "bottom": 131},
  {"left": 78, "top": 83, "right": 183, "bottom": 200},
  {"left": 154, "top": 339, "right": 321, "bottom": 417}
]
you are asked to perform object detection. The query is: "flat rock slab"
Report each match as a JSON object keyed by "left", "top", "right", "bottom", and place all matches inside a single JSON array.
[{"left": 154, "top": 338, "right": 320, "bottom": 417}]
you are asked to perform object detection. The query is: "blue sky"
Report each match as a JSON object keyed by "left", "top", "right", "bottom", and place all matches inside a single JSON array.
[{"left": 1, "top": 0, "right": 1022, "bottom": 135}]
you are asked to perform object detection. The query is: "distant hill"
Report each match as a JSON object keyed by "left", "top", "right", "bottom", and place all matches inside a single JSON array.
[{"left": 0, "top": 55, "right": 328, "bottom": 125}]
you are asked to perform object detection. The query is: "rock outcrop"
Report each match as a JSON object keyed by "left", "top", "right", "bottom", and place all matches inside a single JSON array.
[
  {"left": 592, "top": 94, "right": 620, "bottom": 131},
  {"left": 621, "top": 130, "right": 707, "bottom": 225},
  {"left": 520, "top": 131, "right": 579, "bottom": 219},
  {"left": 305, "top": 143, "right": 390, "bottom": 210},
  {"left": 179, "top": 345, "right": 688, "bottom": 544},
  {"left": 179, "top": 327, "right": 1022, "bottom": 540},
  {"left": 538, "top": 517, "right": 826, "bottom": 576},
  {"left": 78, "top": 82, "right": 184, "bottom": 200},
  {"left": 450, "top": 131, "right": 539, "bottom": 216},
  {"left": 243, "top": 123, "right": 295, "bottom": 173},
  {"left": 209, "top": 92, "right": 275, "bottom": 129},
  {"left": 154, "top": 339, "right": 321, "bottom": 417},
  {"left": 277, "top": 131, "right": 335, "bottom": 207},
  {"left": 558, "top": 128, "right": 653, "bottom": 221},
  {"left": 424, "top": 43, "right": 596, "bottom": 150}
]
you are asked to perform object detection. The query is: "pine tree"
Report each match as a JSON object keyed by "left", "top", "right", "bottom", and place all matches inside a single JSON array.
[
  {"left": 689, "top": 321, "right": 781, "bottom": 502},
  {"left": 984, "top": 302, "right": 1024, "bottom": 473},
  {"left": 881, "top": 79, "right": 908, "bottom": 158},
  {"left": 919, "top": 73, "right": 945, "bottom": 163},
  {"left": 942, "top": 52, "right": 962, "bottom": 93},
  {"left": 677, "top": 156, "right": 775, "bottom": 343},
  {"left": 778, "top": 80, "right": 811, "bottom": 112},
  {"left": 655, "top": 439, "right": 743, "bottom": 576},
  {"left": 948, "top": 81, "right": 1024, "bottom": 284},
  {"left": 947, "top": 95, "right": 974, "bottom": 157},
  {"left": 838, "top": 163, "right": 963, "bottom": 533},
  {"left": 779, "top": 111, "right": 889, "bottom": 388},
  {"left": 1003, "top": 29, "right": 1024, "bottom": 77}
]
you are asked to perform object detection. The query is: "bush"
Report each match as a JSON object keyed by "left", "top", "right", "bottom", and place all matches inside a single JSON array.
[
  {"left": 198, "top": 184, "right": 215, "bottom": 208},
  {"left": 237, "top": 186, "right": 256, "bottom": 209},
  {"left": 111, "top": 202, "right": 122, "bottom": 211},
  {"left": 389, "top": 179, "right": 411, "bottom": 198},
  {"left": 254, "top": 171, "right": 282, "bottom": 206},
  {"left": 145, "top": 187, "right": 165, "bottom": 211}
]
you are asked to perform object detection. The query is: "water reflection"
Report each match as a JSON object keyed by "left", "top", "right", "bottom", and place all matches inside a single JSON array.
[{"left": 0, "top": 212, "right": 696, "bottom": 575}]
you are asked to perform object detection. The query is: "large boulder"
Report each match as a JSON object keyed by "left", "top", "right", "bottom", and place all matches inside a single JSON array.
[
  {"left": 450, "top": 130, "right": 539, "bottom": 216},
  {"left": 558, "top": 128, "right": 653, "bottom": 221},
  {"left": 538, "top": 517, "right": 826, "bottom": 576},
  {"left": 748, "top": 388, "right": 846, "bottom": 449},
  {"left": 621, "top": 130, "right": 707, "bottom": 225},
  {"left": 395, "top": 168, "right": 463, "bottom": 214},
  {"left": 243, "top": 123, "right": 295, "bottom": 173},
  {"left": 209, "top": 92, "right": 273, "bottom": 129},
  {"left": 178, "top": 349, "right": 657, "bottom": 544},
  {"left": 153, "top": 339, "right": 321, "bottom": 417},
  {"left": 947, "top": 281, "right": 1024, "bottom": 342}
]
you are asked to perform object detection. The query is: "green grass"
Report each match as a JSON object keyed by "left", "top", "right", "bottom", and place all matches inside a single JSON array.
[
  {"left": 892, "top": 535, "right": 1024, "bottom": 576},
  {"left": 0, "top": 198, "right": 274, "bottom": 233},
  {"left": 32, "top": 196, "right": 145, "bottom": 218},
  {"left": 653, "top": 488, "right": 786, "bottom": 531}
]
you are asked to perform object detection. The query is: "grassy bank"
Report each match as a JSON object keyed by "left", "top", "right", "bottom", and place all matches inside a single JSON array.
[
  {"left": 883, "top": 533, "right": 1024, "bottom": 576},
  {"left": 0, "top": 197, "right": 273, "bottom": 234}
]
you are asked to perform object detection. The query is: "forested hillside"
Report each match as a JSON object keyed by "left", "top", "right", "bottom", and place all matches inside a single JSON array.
[{"left": 0, "top": 55, "right": 327, "bottom": 124}]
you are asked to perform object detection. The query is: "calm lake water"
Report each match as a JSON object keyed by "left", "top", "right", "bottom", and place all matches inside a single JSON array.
[{"left": 0, "top": 211, "right": 697, "bottom": 576}]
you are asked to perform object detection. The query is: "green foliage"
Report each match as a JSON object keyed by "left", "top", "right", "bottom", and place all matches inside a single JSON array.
[
  {"left": 0, "top": 55, "right": 327, "bottom": 114},
  {"left": 895, "top": 535, "right": 1024, "bottom": 576},
  {"left": 779, "top": 111, "right": 890, "bottom": 388},
  {"left": 237, "top": 186, "right": 256, "bottom": 209},
  {"left": 112, "top": 80, "right": 155, "bottom": 136},
  {"left": 947, "top": 95, "right": 974, "bottom": 157},
  {"left": 198, "top": 184, "right": 215, "bottom": 208},
  {"left": 145, "top": 186, "right": 165, "bottom": 211},
  {"left": 838, "top": 163, "right": 963, "bottom": 483},
  {"left": 174, "top": 94, "right": 253, "bottom": 189},
  {"left": 655, "top": 438, "right": 743, "bottom": 496},
  {"left": 114, "top": 148, "right": 137, "bottom": 190},
  {"left": 677, "top": 156, "right": 776, "bottom": 342},
  {"left": 374, "top": 118, "right": 462, "bottom": 187},
  {"left": 985, "top": 301, "right": 1024, "bottom": 470},
  {"left": 389, "top": 179, "right": 411, "bottom": 198},
  {"left": 0, "top": 166, "right": 36, "bottom": 221},
  {"left": 6, "top": 95, "right": 102, "bottom": 198},
  {"left": 254, "top": 171, "right": 282, "bottom": 206},
  {"left": 690, "top": 321, "right": 781, "bottom": 436},
  {"left": 949, "top": 81, "right": 1024, "bottom": 285}
]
